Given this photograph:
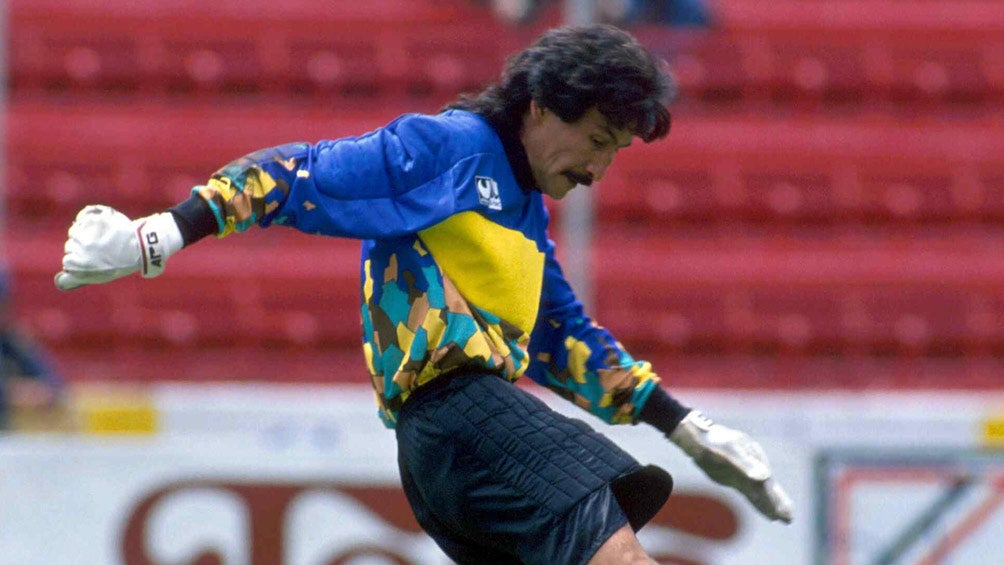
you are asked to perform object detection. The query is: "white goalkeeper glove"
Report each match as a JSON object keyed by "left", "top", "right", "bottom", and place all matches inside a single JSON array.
[
  {"left": 55, "top": 205, "right": 184, "bottom": 291},
  {"left": 670, "top": 410, "right": 794, "bottom": 523}
]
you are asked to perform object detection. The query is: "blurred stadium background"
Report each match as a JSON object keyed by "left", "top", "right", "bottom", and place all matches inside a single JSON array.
[{"left": 1, "top": 1, "right": 1002, "bottom": 564}]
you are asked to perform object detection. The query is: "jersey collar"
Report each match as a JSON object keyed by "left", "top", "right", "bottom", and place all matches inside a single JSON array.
[{"left": 479, "top": 112, "right": 537, "bottom": 193}]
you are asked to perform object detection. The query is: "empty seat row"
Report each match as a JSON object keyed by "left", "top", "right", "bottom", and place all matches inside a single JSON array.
[
  {"left": 712, "top": 0, "right": 1003, "bottom": 34},
  {"left": 8, "top": 11, "right": 519, "bottom": 103},
  {"left": 10, "top": 233, "right": 364, "bottom": 350},
  {"left": 43, "top": 342, "right": 1004, "bottom": 388},
  {"left": 637, "top": 353, "right": 1004, "bottom": 389},
  {"left": 636, "top": 27, "right": 1004, "bottom": 110},
  {"left": 49, "top": 343, "right": 368, "bottom": 384},
  {"left": 19, "top": 150, "right": 999, "bottom": 230},
  {"left": 18, "top": 273, "right": 1003, "bottom": 358},
  {"left": 5, "top": 101, "right": 395, "bottom": 228},
  {"left": 592, "top": 235, "right": 1004, "bottom": 355},
  {"left": 597, "top": 282, "right": 1004, "bottom": 356},
  {"left": 596, "top": 115, "right": 1004, "bottom": 226},
  {"left": 9, "top": 9, "right": 1003, "bottom": 109},
  {"left": 15, "top": 0, "right": 1000, "bottom": 33},
  {"left": 599, "top": 152, "right": 1004, "bottom": 226},
  {"left": 9, "top": 230, "right": 1002, "bottom": 357},
  {"left": 9, "top": 103, "right": 1001, "bottom": 231}
]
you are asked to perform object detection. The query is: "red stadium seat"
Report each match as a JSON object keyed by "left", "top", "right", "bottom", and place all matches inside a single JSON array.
[
  {"left": 760, "top": 37, "right": 869, "bottom": 106},
  {"left": 255, "top": 274, "right": 362, "bottom": 348},
  {"left": 286, "top": 33, "right": 392, "bottom": 98},
  {"left": 600, "top": 161, "right": 721, "bottom": 225},
  {"left": 598, "top": 282, "right": 730, "bottom": 353},
  {"left": 965, "top": 290, "right": 1004, "bottom": 355},
  {"left": 856, "top": 170, "right": 958, "bottom": 223},
  {"left": 746, "top": 286, "right": 847, "bottom": 354},
  {"left": 633, "top": 29, "right": 758, "bottom": 106},
  {"left": 840, "top": 287, "right": 973, "bottom": 356},
  {"left": 6, "top": 151, "right": 120, "bottom": 225},
  {"left": 127, "top": 274, "right": 250, "bottom": 348},
  {"left": 981, "top": 165, "right": 1004, "bottom": 221},
  {"left": 742, "top": 169, "right": 843, "bottom": 224},
  {"left": 12, "top": 269, "right": 125, "bottom": 348}
]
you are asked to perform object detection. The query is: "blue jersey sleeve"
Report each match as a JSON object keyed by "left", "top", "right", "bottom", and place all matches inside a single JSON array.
[
  {"left": 526, "top": 237, "right": 660, "bottom": 425},
  {"left": 192, "top": 112, "right": 487, "bottom": 239}
]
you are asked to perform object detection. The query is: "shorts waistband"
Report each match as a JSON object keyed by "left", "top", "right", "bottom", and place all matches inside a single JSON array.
[{"left": 398, "top": 369, "right": 502, "bottom": 422}]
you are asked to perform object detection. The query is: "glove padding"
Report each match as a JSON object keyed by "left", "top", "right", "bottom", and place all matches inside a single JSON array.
[
  {"left": 670, "top": 410, "right": 793, "bottom": 523},
  {"left": 55, "top": 205, "right": 183, "bottom": 291}
]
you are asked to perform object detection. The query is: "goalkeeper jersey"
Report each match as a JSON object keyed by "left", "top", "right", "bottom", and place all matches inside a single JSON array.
[{"left": 190, "top": 109, "right": 660, "bottom": 428}]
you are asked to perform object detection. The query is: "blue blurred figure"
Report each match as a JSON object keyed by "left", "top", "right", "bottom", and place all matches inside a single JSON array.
[
  {"left": 599, "top": 0, "right": 712, "bottom": 27},
  {"left": 486, "top": 0, "right": 712, "bottom": 27},
  {"left": 0, "top": 266, "right": 64, "bottom": 430}
]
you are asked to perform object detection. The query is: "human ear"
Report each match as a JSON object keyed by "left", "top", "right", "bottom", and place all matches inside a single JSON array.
[{"left": 529, "top": 99, "right": 546, "bottom": 119}]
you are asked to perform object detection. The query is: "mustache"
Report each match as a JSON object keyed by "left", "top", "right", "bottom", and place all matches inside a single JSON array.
[{"left": 564, "top": 172, "right": 594, "bottom": 187}]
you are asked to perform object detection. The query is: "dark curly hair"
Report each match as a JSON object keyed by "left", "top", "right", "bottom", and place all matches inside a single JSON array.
[{"left": 445, "top": 24, "right": 675, "bottom": 142}]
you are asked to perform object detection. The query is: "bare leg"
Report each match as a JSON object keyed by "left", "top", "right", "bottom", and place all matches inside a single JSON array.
[{"left": 587, "top": 524, "right": 656, "bottom": 565}]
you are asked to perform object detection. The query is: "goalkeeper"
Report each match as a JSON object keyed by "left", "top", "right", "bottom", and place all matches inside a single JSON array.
[{"left": 56, "top": 24, "right": 791, "bottom": 564}]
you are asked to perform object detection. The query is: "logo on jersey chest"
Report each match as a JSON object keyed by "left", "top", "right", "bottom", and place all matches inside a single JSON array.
[{"left": 475, "top": 176, "right": 502, "bottom": 210}]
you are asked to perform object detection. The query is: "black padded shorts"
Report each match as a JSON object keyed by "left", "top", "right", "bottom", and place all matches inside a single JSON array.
[{"left": 395, "top": 371, "right": 672, "bottom": 564}]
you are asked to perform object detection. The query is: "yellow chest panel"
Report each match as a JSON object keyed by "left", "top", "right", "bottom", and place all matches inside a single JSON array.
[{"left": 419, "top": 211, "right": 545, "bottom": 334}]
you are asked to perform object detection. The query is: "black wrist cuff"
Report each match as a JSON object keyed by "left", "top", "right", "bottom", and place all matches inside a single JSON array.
[
  {"left": 639, "top": 386, "right": 691, "bottom": 436},
  {"left": 168, "top": 193, "right": 218, "bottom": 246}
]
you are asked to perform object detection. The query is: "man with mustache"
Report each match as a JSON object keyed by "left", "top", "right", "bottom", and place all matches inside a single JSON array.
[{"left": 56, "top": 24, "right": 791, "bottom": 564}]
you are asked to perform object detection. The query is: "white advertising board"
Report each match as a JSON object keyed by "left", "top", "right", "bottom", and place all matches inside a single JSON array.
[{"left": 1, "top": 385, "right": 1002, "bottom": 565}]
